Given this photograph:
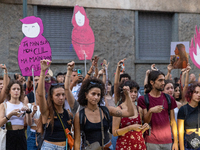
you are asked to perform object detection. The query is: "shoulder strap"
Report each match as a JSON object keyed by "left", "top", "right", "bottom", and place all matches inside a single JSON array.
[
  {"left": 144, "top": 94, "right": 149, "bottom": 111},
  {"left": 163, "top": 93, "right": 171, "bottom": 116},
  {"left": 56, "top": 111, "right": 67, "bottom": 138},
  {"left": 99, "top": 106, "right": 110, "bottom": 125},
  {"left": 79, "top": 108, "right": 85, "bottom": 131}
]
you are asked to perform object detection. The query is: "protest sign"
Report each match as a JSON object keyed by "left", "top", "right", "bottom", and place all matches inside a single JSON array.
[
  {"left": 170, "top": 41, "right": 189, "bottom": 69},
  {"left": 71, "top": 5, "right": 95, "bottom": 60},
  {"left": 18, "top": 16, "right": 52, "bottom": 76},
  {"left": 190, "top": 26, "right": 200, "bottom": 69}
]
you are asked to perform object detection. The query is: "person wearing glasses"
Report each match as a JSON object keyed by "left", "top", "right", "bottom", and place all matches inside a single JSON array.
[
  {"left": 37, "top": 59, "right": 71, "bottom": 150},
  {"left": 0, "top": 80, "right": 32, "bottom": 150}
]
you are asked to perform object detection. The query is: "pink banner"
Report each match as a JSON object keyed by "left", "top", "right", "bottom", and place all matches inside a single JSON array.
[
  {"left": 71, "top": 5, "right": 95, "bottom": 60},
  {"left": 190, "top": 26, "right": 200, "bottom": 69},
  {"left": 18, "top": 16, "right": 52, "bottom": 76}
]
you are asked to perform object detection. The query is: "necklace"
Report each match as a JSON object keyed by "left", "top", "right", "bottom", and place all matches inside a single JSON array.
[{"left": 87, "top": 107, "right": 98, "bottom": 112}]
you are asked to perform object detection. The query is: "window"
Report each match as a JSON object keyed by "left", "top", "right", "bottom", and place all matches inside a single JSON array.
[
  {"left": 37, "top": 6, "right": 78, "bottom": 61},
  {"left": 135, "top": 11, "right": 178, "bottom": 63}
]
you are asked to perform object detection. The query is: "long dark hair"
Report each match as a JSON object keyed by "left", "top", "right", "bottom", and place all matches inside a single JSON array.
[
  {"left": 145, "top": 71, "right": 165, "bottom": 93},
  {"left": 174, "top": 83, "right": 182, "bottom": 101},
  {"left": 116, "top": 80, "right": 139, "bottom": 104},
  {"left": 5, "top": 80, "right": 24, "bottom": 102},
  {"left": 78, "top": 77, "right": 105, "bottom": 106},
  {"left": 47, "top": 84, "right": 65, "bottom": 131}
]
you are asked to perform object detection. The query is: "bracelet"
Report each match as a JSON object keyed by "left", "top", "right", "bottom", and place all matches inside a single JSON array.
[
  {"left": 87, "top": 73, "right": 91, "bottom": 76},
  {"left": 103, "top": 73, "right": 106, "bottom": 75},
  {"left": 26, "top": 109, "right": 32, "bottom": 114},
  {"left": 5, "top": 116, "right": 9, "bottom": 120},
  {"left": 116, "top": 130, "right": 119, "bottom": 136}
]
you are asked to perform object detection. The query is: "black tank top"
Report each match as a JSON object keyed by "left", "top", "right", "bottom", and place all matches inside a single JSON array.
[
  {"left": 84, "top": 115, "right": 110, "bottom": 146},
  {"left": 44, "top": 109, "right": 71, "bottom": 142}
]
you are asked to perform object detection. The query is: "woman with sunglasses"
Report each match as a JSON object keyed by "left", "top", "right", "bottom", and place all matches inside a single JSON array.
[
  {"left": 37, "top": 59, "right": 71, "bottom": 150},
  {"left": 0, "top": 80, "right": 32, "bottom": 150},
  {"left": 65, "top": 62, "right": 135, "bottom": 150}
]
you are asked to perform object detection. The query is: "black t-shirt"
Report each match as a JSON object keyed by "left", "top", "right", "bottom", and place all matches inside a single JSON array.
[{"left": 178, "top": 103, "right": 200, "bottom": 129}]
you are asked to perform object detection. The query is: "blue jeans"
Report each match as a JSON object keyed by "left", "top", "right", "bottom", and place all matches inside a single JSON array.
[
  {"left": 41, "top": 141, "right": 66, "bottom": 150},
  {"left": 27, "top": 131, "right": 38, "bottom": 150},
  {"left": 111, "top": 135, "right": 118, "bottom": 150}
]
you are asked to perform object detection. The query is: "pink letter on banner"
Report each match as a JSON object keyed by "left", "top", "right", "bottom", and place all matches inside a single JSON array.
[
  {"left": 190, "top": 26, "right": 200, "bottom": 69},
  {"left": 71, "top": 5, "right": 95, "bottom": 60},
  {"left": 18, "top": 16, "right": 52, "bottom": 76}
]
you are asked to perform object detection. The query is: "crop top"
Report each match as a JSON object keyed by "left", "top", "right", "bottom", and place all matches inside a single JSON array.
[
  {"left": 6, "top": 101, "right": 25, "bottom": 126},
  {"left": 178, "top": 104, "right": 200, "bottom": 129},
  {"left": 44, "top": 109, "right": 71, "bottom": 142}
]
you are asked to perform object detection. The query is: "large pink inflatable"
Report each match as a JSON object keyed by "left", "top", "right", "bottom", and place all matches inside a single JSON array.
[
  {"left": 18, "top": 16, "right": 52, "bottom": 76},
  {"left": 71, "top": 5, "right": 95, "bottom": 60},
  {"left": 190, "top": 26, "right": 200, "bottom": 69}
]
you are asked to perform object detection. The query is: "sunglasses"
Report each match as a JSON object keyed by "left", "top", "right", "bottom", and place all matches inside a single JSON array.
[{"left": 51, "top": 83, "right": 64, "bottom": 87}]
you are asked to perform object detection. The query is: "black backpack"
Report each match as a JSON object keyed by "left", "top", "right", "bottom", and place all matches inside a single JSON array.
[
  {"left": 79, "top": 106, "right": 111, "bottom": 131},
  {"left": 144, "top": 93, "right": 171, "bottom": 116}
]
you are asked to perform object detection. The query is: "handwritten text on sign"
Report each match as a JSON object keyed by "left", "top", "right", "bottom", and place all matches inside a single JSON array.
[{"left": 18, "top": 38, "right": 51, "bottom": 76}]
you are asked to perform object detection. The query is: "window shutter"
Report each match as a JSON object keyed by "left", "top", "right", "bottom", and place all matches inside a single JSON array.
[
  {"left": 37, "top": 6, "right": 78, "bottom": 60},
  {"left": 138, "top": 12, "right": 173, "bottom": 60}
]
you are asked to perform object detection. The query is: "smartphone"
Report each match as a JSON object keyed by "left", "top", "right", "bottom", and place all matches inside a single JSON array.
[
  {"left": 6, "top": 122, "right": 13, "bottom": 130},
  {"left": 77, "top": 69, "right": 82, "bottom": 75}
]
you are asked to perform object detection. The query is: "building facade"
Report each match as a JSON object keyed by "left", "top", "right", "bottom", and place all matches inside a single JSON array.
[{"left": 0, "top": 0, "right": 200, "bottom": 86}]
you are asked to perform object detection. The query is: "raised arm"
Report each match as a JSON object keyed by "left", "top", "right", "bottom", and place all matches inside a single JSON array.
[
  {"left": 84, "top": 64, "right": 94, "bottom": 80},
  {"left": 37, "top": 59, "right": 51, "bottom": 122},
  {"left": 114, "top": 58, "right": 126, "bottom": 104},
  {"left": 165, "top": 64, "right": 173, "bottom": 80},
  {"left": 108, "top": 86, "right": 134, "bottom": 117},
  {"left": 64, "top": 61, "right": 76, "bottom": 110},
  {"left": 93, "top": 56, "right": 99, "bottom": 78},
  {"left": 144, "top": 70, "right": 150, "bottom": 86},
  {"left": 0, "top": 64, "right": 9, "bottom": 103},
  {"left": 182, "top": 64, "right": 191, "bottom": 104},
  {"left": 181, "top": 69, "right": 186, "bottom": 88}
]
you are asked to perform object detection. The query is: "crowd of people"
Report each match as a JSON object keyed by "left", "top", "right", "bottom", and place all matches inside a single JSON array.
[{"left": 0, "top": 56, "right": 200, "bottom": 150}]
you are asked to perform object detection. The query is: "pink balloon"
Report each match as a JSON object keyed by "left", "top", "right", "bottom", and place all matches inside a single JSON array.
[{"left": 71, "top": 5, "right": 95, "bottom": 60}]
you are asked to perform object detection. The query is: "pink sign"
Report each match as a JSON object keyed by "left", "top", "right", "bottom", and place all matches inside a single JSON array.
[
  {"left": 71, "top": 5, "right": 95, "bottom": 60},
  {"left": 190, "top": 26, "right": 200, "bottom": 69},
  {"left": 18, "top": 16, "right": 52, "bottom": 76}
]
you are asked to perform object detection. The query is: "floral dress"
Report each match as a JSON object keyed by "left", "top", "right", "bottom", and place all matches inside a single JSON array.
[{"left": 115, "top": 111, "right": 146, "bottom": 150}]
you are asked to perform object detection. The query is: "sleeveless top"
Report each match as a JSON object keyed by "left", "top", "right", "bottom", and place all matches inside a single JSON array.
[
  {"left": 44, "top": 109, "right": 71, "bottom": 142},
  {"left": 116, "top": 105, "right": 146, "bottom": 150},
  {"left": 6, "top": 101, "right": 25, "bottom": 126},
  {"left": 83, "top": 108, "right": 110, "bottom": 146}
]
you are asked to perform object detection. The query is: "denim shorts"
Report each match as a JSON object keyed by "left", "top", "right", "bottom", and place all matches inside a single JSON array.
[{"left": 41, "top": 141, "right": 66, "bottom": 150}]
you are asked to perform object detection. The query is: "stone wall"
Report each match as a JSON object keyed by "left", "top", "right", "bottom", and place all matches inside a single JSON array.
[{"left": 0, "top": 3, "right": 33, "bottom": 77}]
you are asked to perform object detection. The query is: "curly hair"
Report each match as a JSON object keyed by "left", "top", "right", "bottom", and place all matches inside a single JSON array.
[
  {"left": 116, "top": 80, "right": 139, "bottom": 104},
  {"left": 78, "top": 77, "right": 105, "bottom": 106},
  {"left": 5, "top": 80, "right": 24, "bottom": 102},
  {"left": 185, "top": 83, "right": 200, "bottom": 102}
]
